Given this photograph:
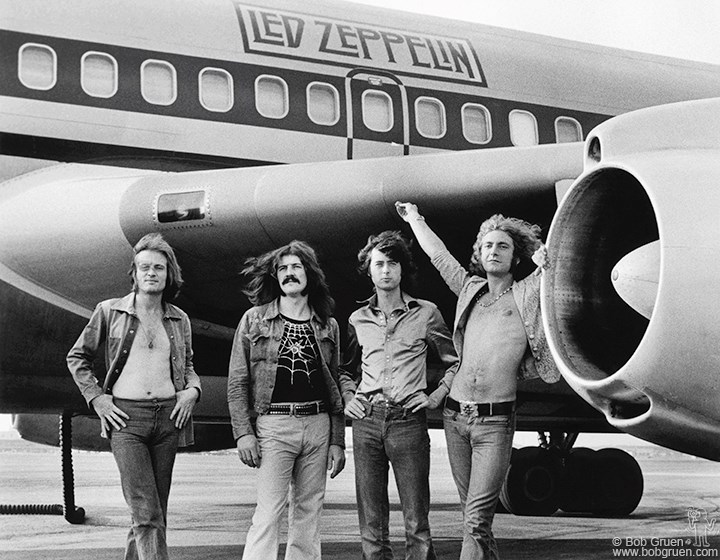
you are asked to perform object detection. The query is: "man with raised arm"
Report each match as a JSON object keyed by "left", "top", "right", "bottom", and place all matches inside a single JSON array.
[
  {"left": 396, "top": 202, "right": 559, "bottom": 560},
  {"left": 227, "top": 240, "right": 346, "bottom": 560}
]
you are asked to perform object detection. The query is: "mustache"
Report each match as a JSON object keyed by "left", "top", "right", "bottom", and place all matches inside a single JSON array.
[{"left": 282, "top": 275, "right": 301, "bottom": 285}]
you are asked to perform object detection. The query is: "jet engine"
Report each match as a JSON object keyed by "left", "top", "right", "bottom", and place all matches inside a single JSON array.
[{"left": 543, "top": 97, "right": 720, "bottom": 461}]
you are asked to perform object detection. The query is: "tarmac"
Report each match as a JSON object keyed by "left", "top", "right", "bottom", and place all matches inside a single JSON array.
[{"left": 1, "top": 429, "right": 719, "bottom": 559}]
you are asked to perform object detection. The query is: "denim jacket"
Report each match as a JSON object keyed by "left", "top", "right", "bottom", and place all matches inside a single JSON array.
[
  {"left": 66, "top": 292, "right": 202, "bottom": 447},
  {"left": 227, "top": 299, "right": 346, "bottom": 447},
  {"left": 431, "top": 249, "right": 560, "bottom": 384}
]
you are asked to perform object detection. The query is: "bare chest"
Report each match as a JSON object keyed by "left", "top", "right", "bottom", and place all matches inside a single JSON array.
[{"left": 112, "top": 325, "right": 174, "bottom": 399}]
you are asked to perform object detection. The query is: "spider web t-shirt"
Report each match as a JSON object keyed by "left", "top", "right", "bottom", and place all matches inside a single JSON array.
[{"left": 271, "top": 315, "right": 327, "bottom": 403}]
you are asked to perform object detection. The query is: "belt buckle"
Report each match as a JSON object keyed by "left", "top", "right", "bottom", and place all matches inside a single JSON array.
[{"left": 460, "top": 401, "right": 478, "bottom": 418}]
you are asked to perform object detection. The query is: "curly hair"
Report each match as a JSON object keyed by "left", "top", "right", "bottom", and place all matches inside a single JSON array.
[
  {"left": 469, "top": 214, "right": 542, "bottom": 276},
  {"left": 357, "top": 230, "right": 416, "bottom": 291},
  {"left": 128, "top": 233, "right": 183, "bottom": 300},
  {"left": 242, "top": 240, "right": 335, "bottom": 323}
]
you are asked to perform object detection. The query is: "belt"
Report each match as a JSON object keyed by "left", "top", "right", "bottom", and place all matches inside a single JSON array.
[
  {"left": 365, "top": 393, "right": 401, "bottom": 406},
  {"left": 266, "top": 401, "right": 327, "bottom": 416},
  {"left": 446, "top": 397, "right": 515, "bottom": 417}
]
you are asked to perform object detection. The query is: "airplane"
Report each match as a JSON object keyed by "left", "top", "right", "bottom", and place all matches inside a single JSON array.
[{"left": 1, "top": 0, "right": 719, "bottom": 524}]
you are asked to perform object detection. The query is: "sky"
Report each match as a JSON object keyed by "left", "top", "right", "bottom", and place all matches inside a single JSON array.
[{"left": 348, "top": 0, "right": 720, "bottom": 65}]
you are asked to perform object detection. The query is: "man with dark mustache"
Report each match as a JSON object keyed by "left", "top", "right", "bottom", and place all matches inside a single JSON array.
[{"left": 227, "top": 240, "right": 347, "bottom": 560}]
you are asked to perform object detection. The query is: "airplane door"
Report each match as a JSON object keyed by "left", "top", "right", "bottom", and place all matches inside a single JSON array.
[{"left": 345, "top": 70, "right": 409, "bottom": 160}]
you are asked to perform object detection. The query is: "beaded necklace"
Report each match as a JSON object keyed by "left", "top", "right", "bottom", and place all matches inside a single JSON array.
[{"left": 476, "top": 285, "right": 512, "bottom": 308}]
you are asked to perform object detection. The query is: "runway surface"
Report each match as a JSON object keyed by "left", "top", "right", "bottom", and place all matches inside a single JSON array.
[{"left": 1, "top": 429, "right": 719, "bottom": 559}]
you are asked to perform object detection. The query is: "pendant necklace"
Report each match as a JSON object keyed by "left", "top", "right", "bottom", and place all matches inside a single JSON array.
[
  {"left": 139, "top": 315, "right": 161, "bottom": 349},
  {"left": 477, "top": 285, "right": 512, "bottom": 308}
]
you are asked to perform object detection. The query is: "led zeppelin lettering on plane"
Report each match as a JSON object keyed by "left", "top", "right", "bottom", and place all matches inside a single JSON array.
[{"left": 234, "top": 3, "right": 487, "bottom": 86}]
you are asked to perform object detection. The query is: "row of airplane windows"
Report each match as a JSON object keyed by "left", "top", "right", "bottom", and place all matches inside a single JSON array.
[{"left": 18, "top": 42, "right": 584, "bottom": 147}]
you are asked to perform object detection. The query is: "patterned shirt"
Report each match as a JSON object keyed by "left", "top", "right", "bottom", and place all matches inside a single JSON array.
[{"left": 271, "top": 315, "right": 326, "bottom": 403}]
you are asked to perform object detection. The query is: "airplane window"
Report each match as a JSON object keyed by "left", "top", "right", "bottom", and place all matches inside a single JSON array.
[
  {"left": 509, "top": 109, "right": 538, "bottom": 147},
  {"left": 462, "top": 103, "right": 491, "bottom": 144},
  {"left": 199, "top": 68, "right": 233, "bottom": 113},
  {"left": 18, "top": 43, "right": 57, "bottom": 90},
  {"left": 157, "top": 191, "right": 207, "bottom": 224},
  {"left": 255, "top": 75, "right": 289, "bottom": 119},
  {"left": 81, "top": 52, "right": 118, "bottom": 98},
  {"left": 362, "top": 90, "right": 393, "bottom": 133},
  {"left": 307, "top": 82, "right": 339, "bottom": 126},
  {"left": 415, "top": 97, "right": 446, "bottom": 139},
  {"left": 555, "top": 116, "right": 583, "bottom": 143},
  {"left": 141, "top": 60, "right": 177, "bottom": 106}
]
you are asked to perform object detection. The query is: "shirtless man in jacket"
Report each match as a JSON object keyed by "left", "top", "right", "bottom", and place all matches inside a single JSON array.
[{"left": 396, "top": 202, "right": 559, "bottom": 560}]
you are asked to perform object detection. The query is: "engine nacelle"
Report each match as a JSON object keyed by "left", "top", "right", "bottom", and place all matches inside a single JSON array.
[{"left": 543, "top": 98, "right": 720, "bottom": 461}]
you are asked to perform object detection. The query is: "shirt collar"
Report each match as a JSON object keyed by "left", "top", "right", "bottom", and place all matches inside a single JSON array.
[
  {"left": 361, "top": 291, "right": 419, "bottom": 313},
  {"left": 110, "top": 292, "right": 182, "bottom": 320},
  {"left": 264, "top": 297, "right": 322, "bottom": 324}
]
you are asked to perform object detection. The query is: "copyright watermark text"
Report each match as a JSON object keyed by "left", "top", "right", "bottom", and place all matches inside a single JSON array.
[
  {"left": 611, "top": 537, "right": 718, "bottom": 557},
  {"left": 611, "top": 508, "right": 719, "bottom": 557}
]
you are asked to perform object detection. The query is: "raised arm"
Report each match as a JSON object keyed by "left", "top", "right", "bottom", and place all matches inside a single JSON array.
[
  {"left": 395, "top": 202, "right": 447, "bottom": 260},
  {"left": 396, "top": 201, "right": 469, "bottom": 296}
]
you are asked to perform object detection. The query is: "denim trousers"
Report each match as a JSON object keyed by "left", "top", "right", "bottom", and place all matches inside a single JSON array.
[
  {"left": 242, "top": 413, "right": 330, "bottom": 560},
  {"left": 110, "top": 397, "right": 180, "bottom": 560},
  {"left": 443, "top": 409, "right": 515, "bottom": 560},
  {"left": 352, "top": 402, "right": 436, "bottom": 560}
]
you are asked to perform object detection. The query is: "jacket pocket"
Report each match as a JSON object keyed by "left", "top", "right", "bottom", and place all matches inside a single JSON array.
[{"left": 245, "top": 328, "right": 271, "bottom": 362}]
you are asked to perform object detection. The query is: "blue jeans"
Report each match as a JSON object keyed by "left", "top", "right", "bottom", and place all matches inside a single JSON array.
[
  {"left": 242, "top": 413, "right": 330, "bottom": 560},
  {"left": 110, "top": 397, "right": 180, "bottom": 560},
  {"left": 352, "top": 402, "right": 436, "bottom": 560},
  {"left": 443, "top": 409, "right": 515, "bottom": 560}
]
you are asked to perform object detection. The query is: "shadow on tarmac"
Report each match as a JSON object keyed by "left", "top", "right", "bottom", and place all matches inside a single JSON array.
[
  {"left": 0, "top": 539, "right": 602, "bottom": 559},
  {"left": 7, "top": 538, "right": 720, "bottom": 560}
]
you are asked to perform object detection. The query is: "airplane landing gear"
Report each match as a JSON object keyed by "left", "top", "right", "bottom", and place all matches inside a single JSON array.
[
  {"left": 501, "top": 447, "right": 562, "bottom": 516},
  {"left": 499, "top": 432, "right": 644, "bottom": 517},
  {"left": 0, "top": 413, "right": 85, "bottom": 524},
  {"left": 560, "top": 447, "right": 644, "bottom": 516},
  {"left": 59, "top": 412, "right": 86, "bottom": 524}
]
